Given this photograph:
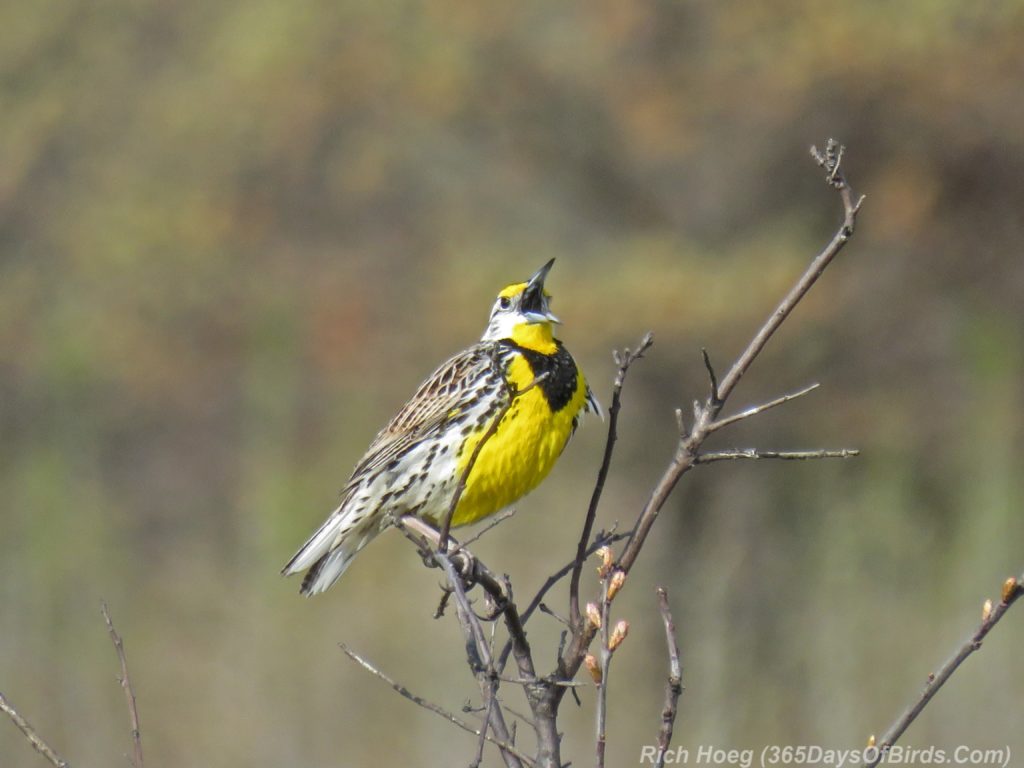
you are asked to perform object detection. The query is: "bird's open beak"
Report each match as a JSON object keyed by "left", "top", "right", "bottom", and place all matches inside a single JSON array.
[{"left": 521, "top": 258, "right": 561, "bottom": 324}]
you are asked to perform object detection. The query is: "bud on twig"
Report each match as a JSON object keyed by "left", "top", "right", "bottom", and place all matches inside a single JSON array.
[
  {"left": 608, "top": 620, "right": 629, "bottom": 651},
  {"left": 584, "top": 653, "right": 602, "bottom": 684},
  {"left": 586, "top": 602, "right": 602, "bottom": 630},
  {"left": 606, "top": 569, "right": 626, "bottom": 601},
  {"left": 1001, "top": 576, "right": 1020, "bottom": 604},
  {"left": 595, "top": 546, "right": 613, "bottom": 579},
  {"left": 867, "top": 734, "right": 876, "bottom": 748},
  {"left": 982, "top": 599, "right": 993, "bottom": 621}
]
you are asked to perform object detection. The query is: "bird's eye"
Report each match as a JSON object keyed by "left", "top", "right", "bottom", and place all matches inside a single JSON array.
[{"left": 498, "top": 296, "right": 511, "bottom": 310}]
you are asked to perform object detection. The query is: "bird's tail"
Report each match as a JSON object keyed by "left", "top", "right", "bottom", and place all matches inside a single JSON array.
[{"left": 281, "top": 502, "right": 380, "bottom": 596}]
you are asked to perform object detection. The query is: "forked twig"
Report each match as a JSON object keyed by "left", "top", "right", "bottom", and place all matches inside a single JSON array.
[
  {"left": 706, "top": 383, "right": 820, "bottom": 433},
  {"left": 101, "top": 601, "right": 144, "bottom": 768},
  {"left": 863, "top": 573, "right": 1024, "bottom": 768}
]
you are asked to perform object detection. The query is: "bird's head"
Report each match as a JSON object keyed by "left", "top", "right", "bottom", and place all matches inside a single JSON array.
[{"left": 481, "top": 259, "right": 561, "bottom": 350}]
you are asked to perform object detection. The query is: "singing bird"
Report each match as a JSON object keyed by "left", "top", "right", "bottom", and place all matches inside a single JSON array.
[{"left": 282, "top": 260, "right": 600, "bottom": 595}]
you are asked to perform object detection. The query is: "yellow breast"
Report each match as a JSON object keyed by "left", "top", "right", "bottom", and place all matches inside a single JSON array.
[{"left": 448, "top": 352, "right": 586, "bottom": 527}]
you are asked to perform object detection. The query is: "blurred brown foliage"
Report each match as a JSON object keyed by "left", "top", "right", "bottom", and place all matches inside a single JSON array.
[{"left": 2, "top": 2, "right": 1023, "bottom": 766}]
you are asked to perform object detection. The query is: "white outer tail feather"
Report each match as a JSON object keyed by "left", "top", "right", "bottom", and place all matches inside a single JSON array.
[
  {"left": 281, "top": 501, "right": 380, "bottom": 595},
  {"left": 298, "top": 530, "right": 377, "bottom": 595}
]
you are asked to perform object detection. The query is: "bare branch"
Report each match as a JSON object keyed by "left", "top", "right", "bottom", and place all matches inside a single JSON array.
[
  {"left": 617, "top": 142, "right": 862, "bottom": 575},
  {"left": 0, "top": 691, "right": 69, "bottom": 768},
  {"left": 570, "top": 333, "right": 653, "bottom": 632},
  {"left": 339, "top": 644, "right": 535, "bottom": 767},
  {"left": 705, "top": 383, "right": 820, "bottom": 434},
  {"left": 863, "top": 573, "right": 1024, "bottom": 768},
  {"left": 557, "top": 139, "right": 863, "bottom": 704},
  {"left": 696, "top": 448, "right": 860, "bottom": 463},
  {"left": 654, "top": 588, "right": 683, "bottom": 768},
  {"left": 101, "top": 601, "right": 144, "bottom": 768}
]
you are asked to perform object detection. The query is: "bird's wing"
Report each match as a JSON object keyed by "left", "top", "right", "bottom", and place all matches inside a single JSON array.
[{"left": 344, "top": 344, "right": 503, "bottom": 484}]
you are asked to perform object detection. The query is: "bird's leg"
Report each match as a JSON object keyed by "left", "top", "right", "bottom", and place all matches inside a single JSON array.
[
  {"left": 390, "top": 514, "right": 440, "bottom": 567},
  {"left": 397, "top": 514, "right": 478, "bottom": 583}
]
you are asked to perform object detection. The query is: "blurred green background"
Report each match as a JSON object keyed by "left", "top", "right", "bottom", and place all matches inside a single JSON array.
[{"left": 2, "top": 2, "right": 1023, "bottom": 766}]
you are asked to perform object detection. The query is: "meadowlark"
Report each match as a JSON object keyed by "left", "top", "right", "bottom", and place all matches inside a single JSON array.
[{"left": 282, "top": 259, "right": 600, "bottom": 595}]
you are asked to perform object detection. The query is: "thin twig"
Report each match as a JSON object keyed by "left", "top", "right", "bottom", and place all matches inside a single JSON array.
[
  {"left": 696, "top": 448, "right": 860, "bottom": 463},
  {"left": 0, "top": 691, "right": 70, "bottom": 768},
  {"left": 654, "top": 588, "right": 683, "bottom": 768},
  {"left": 537, "top": 603, "right": 570, "bottom": 627},
  {"left": 498, "top": 676, "right": 586, "bottom": 688},
  {"left": 863, "top": 573, "right": 1024, "bottom": 768},
  {"left": 101, "top": 601, "right": 144, "bottom": 768},
  {"left": 705, "top": 383, "right": 820, "bottom": 434},
  {"left": 339, "top": 644, "right": 535, "bottom": 766},
  {"left": 456, "top": 508, "right": 518, "bottom": 550},
  {"left": 569, "top": 333, "right": 653, "bottom": 632},
  {"left": 439, "top": 371, "right": 549, "bottom": 552},
  {"left": 437, "top": 553, "right": 495, "bottom": 671},
  {"left": 714, "top": 139, "right": 863, "bottom": 409},
  {"left": 433, "top": 585, "right": 455, "bottom": 619},
  {"left": 501, "top": 703, "right": 537, "bottom": 730},
  {"left": 701, "top": 348, "right": 721, "bottom": 409},
  {"left": 470, "top": 695, "right": 497, "bottom": 768},
  {"left": 595, "top": 574, "right": 612, "bottom": 768}
]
